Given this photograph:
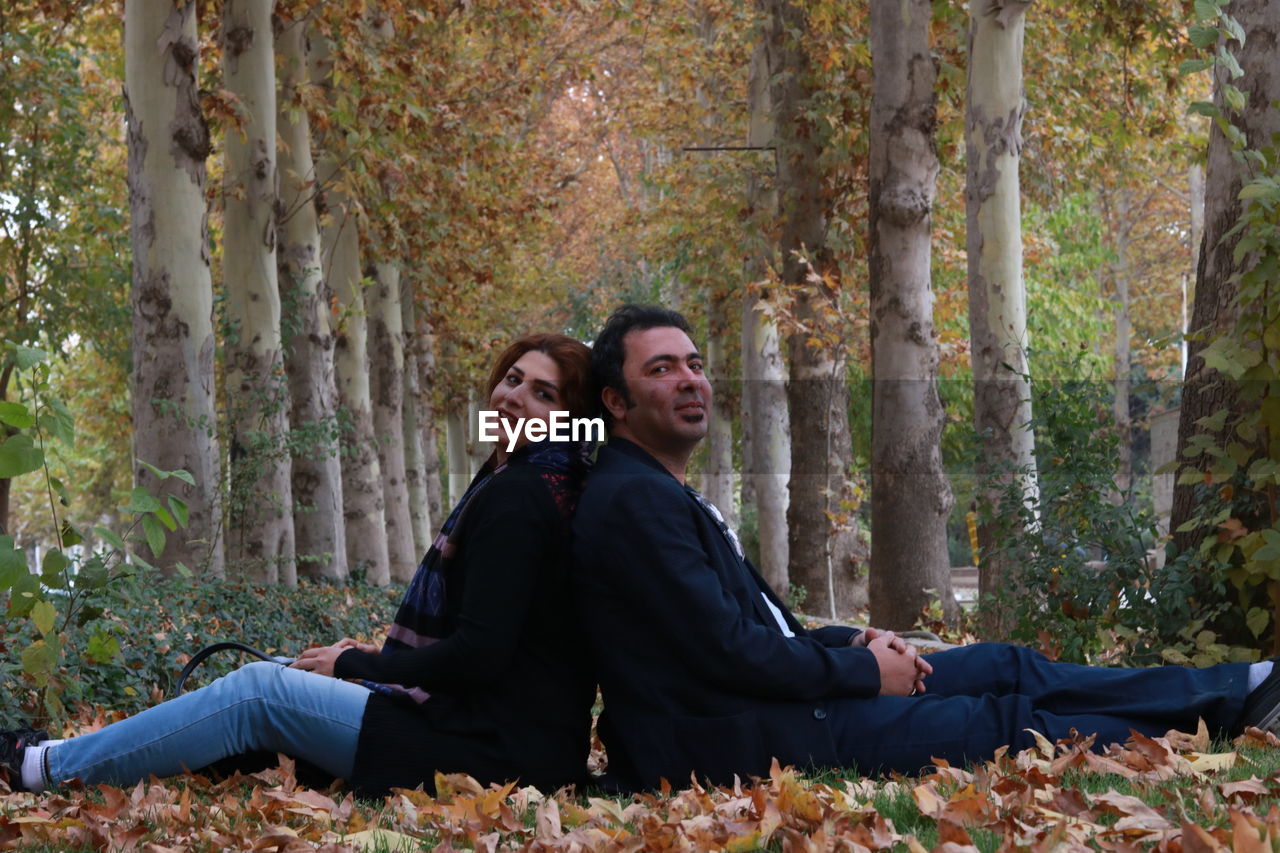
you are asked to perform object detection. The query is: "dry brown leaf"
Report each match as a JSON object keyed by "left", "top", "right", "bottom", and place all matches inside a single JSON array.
[
  {"left": 1166, "top": 719, "right": 1212, "bottom": 753},
  {"left": 1229, "top": 809, "right": 1270, "bottom": 853},
  {"left": 1182, "top": 821, "right": 1228, "bottom": 853},
  {"left": 1091, "top": 790, "right": 1175, "bottom": 833},
  {"left": 1233, "top": 727, "right": 1280, "bottom": 749},
  {"left": 1220, "top": 778, "right": 1271, "bottom": 802},
  {"left": 536, "top": 795, "right": 562, "bottom": 839},
  {"left": 912, "top": 782, "right": 947, "bottom": 818},
  {"left": 938, "top": 818, "right": 976, "bottom": 846}
]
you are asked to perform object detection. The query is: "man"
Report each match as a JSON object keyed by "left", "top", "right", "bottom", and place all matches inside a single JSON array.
[{"left": 573, "top": 304, "right": 1278, "bottom": 790}]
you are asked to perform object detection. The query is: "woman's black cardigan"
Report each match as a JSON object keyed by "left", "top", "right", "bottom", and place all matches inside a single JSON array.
[{"left": 333, "top": 462, "right": 594, "bottom": 795}]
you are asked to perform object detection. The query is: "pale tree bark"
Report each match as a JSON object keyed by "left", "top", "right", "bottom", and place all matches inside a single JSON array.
[
  {"left": 1184, "top": 163, "right": 1204, "bottom": 379},
  {"left": 693, "top": 8, "right": 736, "bottom": 528},
  {"left": 467, "top": 391, "right": 489, "bottom": 480},
  {"left": 310, "top": 34, "right": 390, "bottom": 586},
  {"left": 966, "top": 0, "right": 1037, "bottom": 629},
  {"left": 446, "top": 405, "right": 468, "bottom": 507},
  {"left": 740, "top": 38, "right": 790, "bottom": 596},
  {"left": 1110, "top": 190, "right": 1133, "bottom": 502},
  {"left": 867, "top": 0, "right": 955, "bottom": 630},
  {"left": 400, "top": 281, "right": 432, "bottom": 556},
  {"left": 222, "top": 0, "right": 295, "bottom": 584},
  {"left": 125, "top": 0, "right": 224, "bottom": 577},
  {"left": 367, "top": 262, "right": 416, "bottom": 583},
  {"left": 704, "top": 297, "right": 737, "bottom": 529},
  {"left": 275, "top": 10, "right": 347, "bottom": 582},
  {"left": 1172, "top": 0, "right": 1280, "bottom": 555},
  {"left": 416, "top": 316, "right": 445, "bottom": 528},
  {"left": 763, "top": 0, "right": 864, "bottom": 619}
]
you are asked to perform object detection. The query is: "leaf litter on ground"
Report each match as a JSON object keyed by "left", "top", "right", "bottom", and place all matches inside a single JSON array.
[{"left": 2, "top": 716, "right": 1280, "bottom": 851}]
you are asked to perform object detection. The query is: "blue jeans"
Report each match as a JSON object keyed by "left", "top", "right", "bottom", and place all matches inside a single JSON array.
[
  {"left": 44, "top": 662, "right": 370, "bottom": 787},
  {"left": 827, "top": 642, "right": 1250, "bottom": 776}
]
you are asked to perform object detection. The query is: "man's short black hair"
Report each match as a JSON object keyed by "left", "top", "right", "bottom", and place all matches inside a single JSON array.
[{"left": 592, "top": 304, "right": 693, "bottom": 429}]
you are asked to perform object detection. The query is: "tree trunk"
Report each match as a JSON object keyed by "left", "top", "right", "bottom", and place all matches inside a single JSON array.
[
  {"left": 367, "top": 262, "right": 416, "bottom": 583},
  {"left": 417, "top": 317, "right": 445, "bottom": 529},
  {"left": 1172, "top": 0, "right": 1280, "bottom": 553},
  {"left": 222, "top": 0, "right": 294, "bottom": 584},
  {"left": 704, "top": 296, "right": 737, "bottom": 529},
  {"left": 740, "top": 38, "right": 790, "bottom": 596},
  {"left": 1110, "top": 190, "right": 1132, "bottom": 503},
  {"left": 467, "top": 392, "right": 488, "bottom": 480},
  {"left": 310, "top": 32, "right": 390, "bottom": 585},
  {"left": 1184, "top": 162, "right": 1204, "bottom": 380},
  {"left": 400, "top": 280, "right": 431, "bottom": 556},
  {"left": 691, "top": 5, "right": 736, "bottom": 530},
  {"left": 966, "top": 0, "right": 1037, "bottom": 632},
  {"left": 125, "top": 0, "right": 224, "bottom": 577},
  {"left": 741, "top": 297, "right": 791, "bottom": 594},
  {"left": 867, "top": 0, "right": 955, "bottom": 630},
  {"left": 446, "top": 405, "right": 468, "bottom": 507},
  {"left": 275, "top": 10, "right": 347, "bottom": 582},
  {"left": 763, "top": 0, "right": 863, "bottom": 619}
]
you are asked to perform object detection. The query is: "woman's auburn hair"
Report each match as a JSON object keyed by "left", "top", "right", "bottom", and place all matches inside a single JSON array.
[{"left": 484, "top": 333, "right": 598, "bottom": 421}]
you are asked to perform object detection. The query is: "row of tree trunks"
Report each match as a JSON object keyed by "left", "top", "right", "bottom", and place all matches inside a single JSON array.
[
  {"left": 222, "top": 0, "right": 294, "bottom": 584},
  {"left": 867, "top": 0, "right": 955, "bottom": 629},
  {"left": 125, "top": 0, "right": 225, "bottom": 577}
]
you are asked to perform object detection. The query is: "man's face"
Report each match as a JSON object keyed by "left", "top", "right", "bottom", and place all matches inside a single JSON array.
[{"left": 608, "top": 326, "right": 713, "bottom": 454}]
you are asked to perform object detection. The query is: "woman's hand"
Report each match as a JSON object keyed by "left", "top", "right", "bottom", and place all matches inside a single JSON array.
[
  {"left": 290, "top": 638, "right": 379, "bottom": 677},
  {"left": 334, "top": 637, "right": 381, "bottom": 655}
]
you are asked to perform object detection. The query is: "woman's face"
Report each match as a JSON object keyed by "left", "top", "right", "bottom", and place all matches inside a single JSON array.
[{"left": 488, "top": 349, "right": 566, "bottom": 454}]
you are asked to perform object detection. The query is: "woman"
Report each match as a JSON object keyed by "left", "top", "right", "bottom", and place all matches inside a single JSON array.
[{"left": 2, "top": 333, "right": 598, "bottom": 796}]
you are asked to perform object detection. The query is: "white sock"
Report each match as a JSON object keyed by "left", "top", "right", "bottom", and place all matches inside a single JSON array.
[
  {"left": 20, "top": 744, "right": 47, "bottom": 792},
  {"left": 1249, "top": 661, "right": 1274, "bottom": 692}
]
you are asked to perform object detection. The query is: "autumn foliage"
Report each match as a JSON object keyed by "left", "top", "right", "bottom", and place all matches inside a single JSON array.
[{"left": 4, "top": 722, "right": 1280, "bottom": 851}]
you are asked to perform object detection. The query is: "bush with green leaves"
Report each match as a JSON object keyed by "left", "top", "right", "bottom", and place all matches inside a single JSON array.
[
  {"left": 973, "top": 365, "right": 1230, "bottom": 666},
  {"left": 0, "top": 577, "right": 401, "bottom": 728},
  {"left": 0, "top": 343, "right": 200, "bottom": 724}
]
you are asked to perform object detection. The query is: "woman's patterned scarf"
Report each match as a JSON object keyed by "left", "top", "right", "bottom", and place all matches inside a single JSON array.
[{"left": 364, "top": 439, "right": 591, "bottom": 702}]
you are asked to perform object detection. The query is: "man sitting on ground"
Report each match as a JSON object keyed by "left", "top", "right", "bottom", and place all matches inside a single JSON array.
[{"left": 572, "top": 303, "right": 1278, "bottom": 790}]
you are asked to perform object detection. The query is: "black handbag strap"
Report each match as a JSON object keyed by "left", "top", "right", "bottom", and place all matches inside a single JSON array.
[{"left": 172, "top": 642, "right": 294, "bottom": 696}]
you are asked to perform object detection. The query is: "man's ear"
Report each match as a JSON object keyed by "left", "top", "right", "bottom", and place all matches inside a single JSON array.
[{"left": 601, "top": 386, "right": 629, "bottom": 423}]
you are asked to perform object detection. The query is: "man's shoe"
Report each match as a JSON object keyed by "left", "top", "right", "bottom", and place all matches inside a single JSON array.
[
  {"left": 1239, "top": 660, "right": 1280, "bottom": 735},
  {"left": 0, "top": 728, "right": 49, "bottom": 792}
]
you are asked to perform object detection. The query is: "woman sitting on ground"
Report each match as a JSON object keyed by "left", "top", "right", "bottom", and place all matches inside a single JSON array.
[{"left": 2, "top": 333, "right": 598, "bottom": 796}]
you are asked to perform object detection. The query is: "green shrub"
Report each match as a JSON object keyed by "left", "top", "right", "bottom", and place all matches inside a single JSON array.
[
  {"left": 0, "top": 577, "right": 401, "bottom": 730},
  {"left": 975, "top": 368, "right": 1224, "bottom": 665}
]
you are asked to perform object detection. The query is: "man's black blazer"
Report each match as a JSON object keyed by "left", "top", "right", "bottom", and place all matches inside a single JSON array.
[{"left": 572, "top": 438, "right": 882, "bottom": 789}]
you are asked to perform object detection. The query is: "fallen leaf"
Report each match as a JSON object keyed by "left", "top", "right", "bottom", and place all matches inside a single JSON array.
[
  {"left": 1234, "top": 728, "right": 1280, "bottom": 749},
  {"left": 1220, "top": 778, "right": 1270, "bottom": 802},
  {"left": 1166, "top": 719, "right": 1211, "bottom": 753},
  {"left": 1189, "top": 752, "right": 1239, "bottom": 773},
  {"left": 341, "top": 826, "right": 419, "bottom": 850},
  {"left": 1182, "top": 821, "right": 1227, "bottom": 853},
  {"left": 1091, "top": 790, "right": 1174, "bottom": 833},
  {"left": 1229, "top": 809, "right": 1270, "bottom": 853}
]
